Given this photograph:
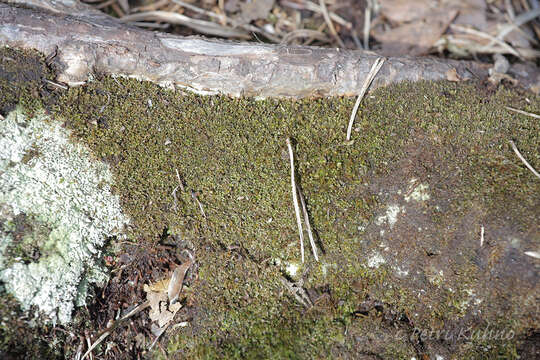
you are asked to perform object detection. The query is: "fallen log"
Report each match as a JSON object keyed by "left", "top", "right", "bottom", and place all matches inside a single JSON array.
[{"left": 2, "top": 0, "right": 538, "bottom": 97}]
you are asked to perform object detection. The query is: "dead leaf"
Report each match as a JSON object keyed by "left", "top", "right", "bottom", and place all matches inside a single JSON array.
[
  {"left": 446, "top": 68, "right": 461, "bottom": 82},
  {"left": 147, "top": 289, "right": 182, "bottom": 328},
  {"left": 379, "top": 0, "right": 434, "bottom": 23},
  {"left": 168, "top": 260, "right": 192, "bottom": 304},
  {"left": 143, "top": 278, "right": 170, "bottom": 293},
  {"left": 373, "top": 9, "right": 458, "bottom": 56},
  {"left": 239, "top": 0, "right": 275, "bottom": 23}
]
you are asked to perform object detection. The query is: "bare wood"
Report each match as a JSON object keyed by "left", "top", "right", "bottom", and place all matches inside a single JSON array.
[{"left": 0, "top": 1, "right": 537, "bottom": 98}]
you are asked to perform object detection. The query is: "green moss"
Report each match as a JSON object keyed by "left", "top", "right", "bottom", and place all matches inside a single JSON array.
[
  {"left": 49, "top": 76, "right": 539, "bottom": 358},
  {"left": 0, "top": 47, "right": 54, "bottom": 116},
  {"left": 2, "top": 45, "right": 538, "bottom": 358}
]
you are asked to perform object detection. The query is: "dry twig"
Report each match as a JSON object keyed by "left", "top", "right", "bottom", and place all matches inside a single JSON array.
[
  {"left": 505, "top": 106, "right": 540, "bottom": 119},
  {"left": 286, "top": 137, "right": 305, "bottom": 263},
  {"left": 281, "top": 0, "right": 352, "bottom": 30},
  {"left": 319, "top": 0, "right": 345, "bottom": 47},
  {"left": 120, "top": 11, "right": 250, "bottom": 39},
  {"left": 509, "top": 140, "right": 540, "bottom": 180},
  {"left": 82, "top": 301, "right": 150, "bottom": 360},
  {"left": 296, "top": 184, "right": 319, "bottom": 262},
  {"left": 346, "top": 57, "right": 385, "bottom": 141}
]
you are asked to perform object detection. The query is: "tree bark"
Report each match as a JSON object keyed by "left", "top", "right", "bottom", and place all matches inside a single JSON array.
[{"left": 4, "top": 1, "right": 536, "bottom": 98}]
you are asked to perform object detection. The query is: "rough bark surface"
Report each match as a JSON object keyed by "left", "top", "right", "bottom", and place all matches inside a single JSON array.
[{"left": 3, "top": 1, "right": 535, "bottom": 98}]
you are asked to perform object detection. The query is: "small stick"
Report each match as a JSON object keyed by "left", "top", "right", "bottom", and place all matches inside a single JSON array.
[
  {"left": 81, "top": 301, "right": 150, "bottom": 360},
  {"left": 286, "top": 138, "right": 305, "bottom": 263},
  {"left": 450, "top": 24, "right": 521, "bottom": 58},
  {"left": 363, "top": 0, "right": 372, "bottom": 50},
  {"left": 191, "top": 190, "right": 206, "bottom": 218},
  {"left": 171, "top": 186, "right": 179, "bottom": 212},
  {"left": 346, "top": 57, "right": 385, "bottom": 141},
  {"left": 505, "top": 106, "right": 540, "bottom": 119},
  {"left": 281, "top": 0, "right": 352, "bottom": 30},
  {"left": 509, "top": 140, "right": 540, "bottom": 180},
  {"left": 480, "top": 225, "right": 484, "bottom": 247},
  {"left": 43, "top": 79, "right": 68, "bottom": 90},
  {"left": 296, "top": 184, "right": 319, "bottom": 261},
  {"left": 319, "top": 0, "right": 345, "bottom": 48}
]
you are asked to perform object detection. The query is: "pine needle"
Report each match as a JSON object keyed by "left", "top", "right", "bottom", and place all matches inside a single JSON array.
[
  {"left": 286, "top": 138, "right": 305, "bottom": 263},
  {"left": 346, "top": 57, "right": 385, "bottom": 141}
]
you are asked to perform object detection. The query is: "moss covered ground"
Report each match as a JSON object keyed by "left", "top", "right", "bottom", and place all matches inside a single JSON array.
[{"left": 1, "top": 46, "right": 539, "bottom": 359}]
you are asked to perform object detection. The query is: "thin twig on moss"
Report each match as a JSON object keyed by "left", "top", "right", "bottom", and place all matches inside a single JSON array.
[
  {"left": 346, "top": 57, "right": 385, "bottom": 141},
  {"left": 191, "top": 190, "right": 206, "bottom": 218},
  {"left": 480, "top": 225, "right": 484, "bottom": 247},
  {"left": 525, "top": 251, "right": 540, "bottom": 259},
  {"left": 509, "top": 140, "right": 540, "bottom": 180},
  {"left": 296, "top": 184, "right": 319, "bottom": 262},
  {"left": 505, "top": 106, "right": 540, "bottom": 119},
  {"left": 286, "top": 137, "right": 305, "bottom": 263}
]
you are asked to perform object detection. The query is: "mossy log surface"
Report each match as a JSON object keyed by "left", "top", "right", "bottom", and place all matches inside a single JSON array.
[
  {"left": 0, "top": 1, "right": 529, "bottom": 98},
  {"left": 1, "top": 46, "right": 539, "bottom": 359}
]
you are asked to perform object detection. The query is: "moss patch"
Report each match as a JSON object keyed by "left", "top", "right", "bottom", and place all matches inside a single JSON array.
[
  {"left": 0, "top": 46, "right": 55, "bottom": 116},
  {"left": 1, "top": 45, "right": 538, "bottom": 359},
  {"left": 51, "top": 76, "right": 539, "bottom": 358}
]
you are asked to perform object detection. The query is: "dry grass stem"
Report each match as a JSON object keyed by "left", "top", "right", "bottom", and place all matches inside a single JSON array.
[
  {"left": 346, "top": 57, "right": 385, "bottom": 141},
  {"left": 480, "top": 225, "right": 484, "bottom": 247},
  {"left": 505, "top": 106, "right": 540, "bottom": 119},
  {"left": 171, "top": 0, "right": 280, "bottom": 42},
  {"left": 280, "top": 277, "right": 312, "bottom": 307},
  {"left": 363, "top": 0, "right": 373, "bottom": 50},
  {"left": 296, "top": 184, "right": 319, "bottom": 262},
  {"left": 172, "top": 0, "right": 226, "bottom": 23},
  {"left": 509, "top": 140, "right": 540, "bottom": 180},
  {"left": 120, "top": 11, "right": 250, "bottom": 39},
  {"left": 524, "top": 251, "right": 540, "bottom": 259},
  {"left": 281, "top": 0, "right": 352, "bottom": 30},
  {"left": 44, "top": 79, "right": 68, "bottom": 90},
  {"left": 496, "top": 7, "right": 540, "bottom": 43},
  {"left": 286, "top": 137, "right": 305, "bottom": 263},
  {"left": 149, "top": 322, "right": 170, "bottom": 350},
  {"left": 450, "top": 24, "right": 521, "bottom": 58},
  {"left": 191, "top": 190, "right": 206, "bottom": 218},
  {"left": 319, "top": 0, "right": 345, "bottom": 48},
  {"left": 280, "top": 29, "right": 330, "bottom": 45}
]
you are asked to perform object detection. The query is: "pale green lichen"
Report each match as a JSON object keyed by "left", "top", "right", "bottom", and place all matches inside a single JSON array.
[{"left": 0, "top": 108, "right": 129, "bottom": 324}]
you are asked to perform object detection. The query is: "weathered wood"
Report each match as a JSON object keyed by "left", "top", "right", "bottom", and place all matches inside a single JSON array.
[{"left": 4, "top": 1, "right": 532, "bottom": 98}]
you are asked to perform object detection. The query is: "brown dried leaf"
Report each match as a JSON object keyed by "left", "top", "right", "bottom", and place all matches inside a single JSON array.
[
  {"left": 144, "top": 278, "right": 170, "bottom": 293},
  {"left": 147, "top": 291, "right": 167, "bottom": 323},
  {"left": 240, "top": 0, "right": 275, "bottom": 23},
  {"left": 446, "top": 68, "right": 461, "bottom": 82},
  {"left": 373, "top": 9, "right": 458, "bottom": 56},
  {"left": 168, "top": 260, "right": 192, "bottom": 304},
  {"left": 147, "top": 290, "right": 183, "bottom": 328},
  {"left": 379, "top": 0, "right": 434, "bottom": 23}
]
